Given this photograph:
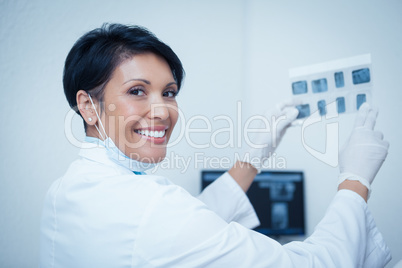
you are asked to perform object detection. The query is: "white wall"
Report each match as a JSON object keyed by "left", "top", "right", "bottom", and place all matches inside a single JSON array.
[
  {"left": 0, "top": 0, "right": 400, "bottom": 267},
  {"left": 242, "top": 1, "right": 402, "bottom": 266}
]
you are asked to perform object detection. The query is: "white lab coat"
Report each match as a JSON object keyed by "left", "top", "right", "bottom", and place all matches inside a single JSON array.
[{"left": 40, "top": 142, "right": 391, "bottom": 267}]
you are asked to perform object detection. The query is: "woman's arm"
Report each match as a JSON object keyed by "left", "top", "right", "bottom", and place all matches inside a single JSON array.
[
  {"left": 228, "top": 158, "right": 370, "bottom": 201},
  {"left": 197, "top": 169, "right": 260, "bottom": 229},
  {"left": 228, "top": 161, "right": 258, "bottom": 192},
  {"left": 338, "top": 180, "right": 368, "bottom": 202},
  {"left": 136, "top": 175, "right": 391, "bottom": 267}
]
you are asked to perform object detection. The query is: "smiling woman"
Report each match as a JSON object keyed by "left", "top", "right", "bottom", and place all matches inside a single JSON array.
[
  {"left": 77, "top": 53, "right": 179, "bottom": 163},
  {"left": 63, "top": 24, "right": 183, "bottom": 165},
  {"left": 39, "top": 23, "right": 391, "bottom": 267}
]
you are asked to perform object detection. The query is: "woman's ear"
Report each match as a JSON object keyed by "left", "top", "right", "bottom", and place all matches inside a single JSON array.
[{"left": 76, "top": 90, "right": 97, "bottom": 125}]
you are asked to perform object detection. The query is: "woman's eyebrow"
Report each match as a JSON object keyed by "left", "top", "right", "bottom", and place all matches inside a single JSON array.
[
  {"left": 123, "top": 78, "right": 151, "bottom": 85},
  {"left": 166, "top": 82, "right": 177, "bottom": 87},
  {"left": 122, "top": 79, "right": 177, "bottom": 87}
]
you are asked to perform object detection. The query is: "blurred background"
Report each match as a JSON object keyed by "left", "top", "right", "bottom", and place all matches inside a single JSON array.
[{"left": 0, "top": 0, "right": 401, "bottom": 266}]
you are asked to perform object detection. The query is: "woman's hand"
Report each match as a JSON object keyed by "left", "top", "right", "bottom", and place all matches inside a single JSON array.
[
  {"left": 338, "top": 103, "right": 389, "bottom": 200},
  {"left": 228, "top": 161, "right": 258, "bottom": 192},
  {"left": 229, "top": 100, "right": 299, "bottom": 192},
  {"left": 243, "top": 100, "right": 299, "bottom": 173}
]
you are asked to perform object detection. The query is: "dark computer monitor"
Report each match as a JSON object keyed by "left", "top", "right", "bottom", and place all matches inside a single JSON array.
[{"left": 201, "top": 170, "right": 305, "bottom": 237}]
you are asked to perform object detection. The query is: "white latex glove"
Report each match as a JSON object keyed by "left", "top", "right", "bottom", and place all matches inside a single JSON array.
[
  {"left": 243, "top": 100, "right": 299, "bottom": 173},
  {"left": 338, "top": 103, "right": 389, "bottom": 199}
]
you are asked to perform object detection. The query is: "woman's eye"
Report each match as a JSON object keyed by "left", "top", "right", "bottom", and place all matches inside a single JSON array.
[
  {"left": 163, "top": 90, "right": 177, "bottom": 98},
  {"left": 129, "top": 88, "right": 145, "bottom": 96}
]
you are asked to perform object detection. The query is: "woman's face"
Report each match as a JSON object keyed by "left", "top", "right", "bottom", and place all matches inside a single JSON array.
[{"left": 100, "top": 53, "right": 179, "bottom": 163}]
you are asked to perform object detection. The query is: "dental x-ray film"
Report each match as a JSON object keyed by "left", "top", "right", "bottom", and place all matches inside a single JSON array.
[{"left": 289, "top": 54, "right": 372, "bottom": 122}]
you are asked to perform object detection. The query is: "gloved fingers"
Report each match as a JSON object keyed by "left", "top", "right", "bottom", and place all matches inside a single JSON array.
[
  {"left": 378, "top": 139, "right": 390, "bottom": 150},
  {"left": 265, "top": 100, "right": 300, "bottom": 128},
  {"left": 356, "top": 128, "right": 389, "bottom": 149},
  {"left": 284, "top": 107, "right": 299, "bottom": 122},
  {"left": 275, "top": 107, "right": 299, "bottom": 132},
  {"left": 354, "top": 102, "right": 371, "bottom": 128},
  {"left": 276, "top": 98, "right": 303, "bottom": 112},
  {"left": 276, "top": 99, "right": 293, "bottom": 111},
  {"left": 369, "top": 140, "right": 390, "bottom": 154},
  {"left": 368, "top": 130, "right": 389, "bottom": 149},
  {"left": 382, "top": 139, "right": 390, "bottom": 150},
  {"left": 373, "top": 131, "right": 384, "bottom": 141},
  {"left": 364, "top": 108, "right": 378, "bottom": 130}
]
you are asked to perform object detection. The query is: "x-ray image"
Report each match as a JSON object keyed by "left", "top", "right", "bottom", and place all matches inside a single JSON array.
[
  {"left": 352, "top": 68, "right": 371, "bottom": 84},
  {"left": 317, "top": 100, "right": 326, "bottom": 116},
  {"left": 336, "top": 97, "right": 346, "bottom": 113},
  {"left": 334, "top": 71, "right": 345, "bottom": 88},
  {"left": 270, "top": 182, "right": 296, "bottom": 201},
  {"left": 292, "top": 81, "right": 308, "bottom": 95},
  {"left": 289, "top": 54, "right": 372, "bottom": 122},
  {"left": 356, "top": 93, "right": 367, "bottom": 109},
  {"left": 271, "top": 203, "right": 289, "bottom": 230},
  {"left": 312, "top": 78, "right": 328, "bottom": 93},
  {"left": 296, "top": 104, "right": 310, "bottom": 119}
]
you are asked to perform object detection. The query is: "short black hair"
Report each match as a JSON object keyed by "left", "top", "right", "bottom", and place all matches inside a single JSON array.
[{"left": 63, "top": 23, "right": 185, "bottom": 128}]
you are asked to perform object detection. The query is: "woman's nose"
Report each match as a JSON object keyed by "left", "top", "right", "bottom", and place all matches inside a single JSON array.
[{"left": 149, "top": 102, "right": 169, "bottom": 120}]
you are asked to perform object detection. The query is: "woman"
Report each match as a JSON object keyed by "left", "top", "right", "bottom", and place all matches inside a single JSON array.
[{"left": 40, "top": 23, "right": 391, "bottom": 267}]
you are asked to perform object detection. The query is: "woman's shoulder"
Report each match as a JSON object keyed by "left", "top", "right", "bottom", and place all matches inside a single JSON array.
[{"left": 57, "top": 157, "right": 175, "bottom": 194}]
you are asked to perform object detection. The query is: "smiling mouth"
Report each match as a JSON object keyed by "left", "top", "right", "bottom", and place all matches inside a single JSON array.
[{"left": 134, "top": 129, "right": 167, "bottom": 138}]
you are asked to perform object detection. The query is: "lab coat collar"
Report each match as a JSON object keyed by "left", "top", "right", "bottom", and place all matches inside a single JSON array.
[
  {"left": 78, "top": 141, "right": 129, "bottom": 172},
  {"left": 78, "top": 141, "right": 170, "bottom": 181}
]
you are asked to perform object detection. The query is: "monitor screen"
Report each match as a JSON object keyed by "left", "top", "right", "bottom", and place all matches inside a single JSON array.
[{"left": 201, "top": 170, "right": 305, "bottom": 237}]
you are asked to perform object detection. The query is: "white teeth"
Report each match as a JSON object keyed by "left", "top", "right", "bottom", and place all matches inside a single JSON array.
[{"left": 136, "top": 129, "right": 166, "bottom": 138}]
